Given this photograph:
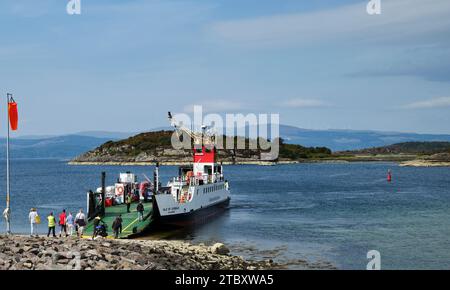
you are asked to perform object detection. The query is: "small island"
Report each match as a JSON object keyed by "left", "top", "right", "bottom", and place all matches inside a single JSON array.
[
  {"left": 69, "top": 131, "right": 450, "bottom": 167},
  {"left": 335, "top": 141, "right": 450, "bottom": 166},
  {"left": 69, "top": 130, "right": 333, "bottom": 165}
]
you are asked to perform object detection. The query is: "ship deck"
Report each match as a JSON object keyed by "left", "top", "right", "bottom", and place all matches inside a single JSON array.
[{"left": 83, "top": 201, "right": 153, "bottom": 239}]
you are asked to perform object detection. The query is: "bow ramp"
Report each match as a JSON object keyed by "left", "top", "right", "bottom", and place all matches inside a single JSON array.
[{"left": 84, "top": 201, "right": 153, "bottom": 239}]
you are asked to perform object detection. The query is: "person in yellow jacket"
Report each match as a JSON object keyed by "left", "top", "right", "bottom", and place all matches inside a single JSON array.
[{"left": 47, "top": 212, "right": 57, "bottom": 237}]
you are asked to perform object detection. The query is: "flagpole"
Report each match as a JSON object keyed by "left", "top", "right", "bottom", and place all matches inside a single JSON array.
[{"left": 5, "top": 93, "right": 11, "bottom": 234}]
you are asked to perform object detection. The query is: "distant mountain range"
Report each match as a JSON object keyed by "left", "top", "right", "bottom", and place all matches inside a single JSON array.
[
  {"left": 2, "top": 125, "right": 450, "bottom": 159},
  {"left": 0, "top": 135, "right": 114, "bottom": 159},
  {"left": 278, "top": 125, "right": 450, "bottom": 151}
]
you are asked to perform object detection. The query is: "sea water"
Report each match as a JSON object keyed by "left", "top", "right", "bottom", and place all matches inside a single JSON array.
[{"left": 0, "top": 159, "right": 450, "bottom": 269}]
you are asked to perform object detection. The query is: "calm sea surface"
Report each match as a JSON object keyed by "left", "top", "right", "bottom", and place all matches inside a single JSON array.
[{"left": 1, "top": 159, "right": 450, "bottom": 269}]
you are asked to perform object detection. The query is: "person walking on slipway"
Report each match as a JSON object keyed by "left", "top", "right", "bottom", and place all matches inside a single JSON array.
[{"left": 28, "top": 208, "right": 39, "bottom": 237}]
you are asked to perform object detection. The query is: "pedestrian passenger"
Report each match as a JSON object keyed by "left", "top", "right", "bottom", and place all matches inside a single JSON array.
[
  {"left": 125, "top": 193, "right": 132, "bottom": 213},
  {"left": 137, "top": 202, "right": 145, "bottom": 221},
  {"left": 66, "top": 212, "right": 74, "bottom": 236},
  {"left": 112, "top": 214, "right": 123, "bottom": 239},
  {"left": 59, "top": 209, "right": 68, "bottom": 237},
  {"left": 75, "top": 209, "right": 87, "bottom": 237},
  {"left": 28, "top": 208, "right": 40, "bottom": 237},
  {"left": 47, "top": 212, "right": 56, "bottom": 237}
]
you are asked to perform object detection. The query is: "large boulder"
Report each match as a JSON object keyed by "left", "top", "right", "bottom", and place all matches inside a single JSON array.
[{"left": 210, "top": 243, "right": 230, "bottom": 255}]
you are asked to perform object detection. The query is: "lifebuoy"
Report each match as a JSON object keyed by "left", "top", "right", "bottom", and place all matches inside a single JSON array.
[{"left": 116, "top": 185, "right": 124, "bottom": 195}]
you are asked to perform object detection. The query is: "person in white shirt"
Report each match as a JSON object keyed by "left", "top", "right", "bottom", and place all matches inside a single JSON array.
[
  {"left": 28, "top": 208, "right": 39, "bottom": 237},
  {"left": 75, "top": 209, "right": 87, "bottom": 237}
]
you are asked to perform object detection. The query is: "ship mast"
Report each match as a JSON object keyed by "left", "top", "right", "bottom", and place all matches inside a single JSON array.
[{"left": 167, "top": 112, "right": 215, "bottom": 147}]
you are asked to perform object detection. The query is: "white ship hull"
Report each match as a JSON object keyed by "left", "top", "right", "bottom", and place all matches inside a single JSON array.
[{"left": 153, "top": 181, "right": 230, "bottom": 225}]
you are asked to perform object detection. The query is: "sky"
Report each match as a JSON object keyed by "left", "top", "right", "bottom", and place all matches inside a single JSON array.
[{"left": 1, "top": 0, "right": 450, "bottom": 136}]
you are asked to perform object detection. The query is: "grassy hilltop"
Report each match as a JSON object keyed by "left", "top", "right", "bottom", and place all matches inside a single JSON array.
[{"left": 71, "top": 130, "right": 332, "bottom": 164}]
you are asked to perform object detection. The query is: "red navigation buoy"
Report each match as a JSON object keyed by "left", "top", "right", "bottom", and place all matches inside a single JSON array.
[{"left": 387, "top": 170, "right": 392, "bottom": 182}]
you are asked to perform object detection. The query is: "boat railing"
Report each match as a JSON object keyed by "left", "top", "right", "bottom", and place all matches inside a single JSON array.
[{"left": 172, "top": 173, "right": 225, "bottom": 187}]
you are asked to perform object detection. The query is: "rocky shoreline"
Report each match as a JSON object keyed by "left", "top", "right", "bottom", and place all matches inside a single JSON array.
[
  {"left": 0, "top": 235, "right": 337, "bottom": 270},
  {"left": 400, "top": 160, "right": 450, "bottom": 167},
  {"left": 400, "top": 153, "right": 450, "bottom": 167},
  {"left": 0, "top": 235, "right": 288, "bottom": 270}
]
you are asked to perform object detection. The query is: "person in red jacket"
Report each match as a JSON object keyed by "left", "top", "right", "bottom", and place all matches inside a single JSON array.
[{"left": 59, "top": 209, "right": 68, "bottom": 237}]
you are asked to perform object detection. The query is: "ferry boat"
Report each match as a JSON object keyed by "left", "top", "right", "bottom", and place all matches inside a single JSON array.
[
  {"left": 84, "top": 112, "right": 231, "bottom": 238},
  {"left": 152, "top": 145, "right": 230, "bottom": 226}
]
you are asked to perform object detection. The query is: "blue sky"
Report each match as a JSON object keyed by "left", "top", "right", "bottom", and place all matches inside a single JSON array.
[{"left": 1, "top": 0, "right": 450, "bottom": 136}]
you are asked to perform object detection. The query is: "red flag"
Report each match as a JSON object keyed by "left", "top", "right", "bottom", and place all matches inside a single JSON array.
[{"left": 8, "top": 101, "right": 18, "bottom": 131}]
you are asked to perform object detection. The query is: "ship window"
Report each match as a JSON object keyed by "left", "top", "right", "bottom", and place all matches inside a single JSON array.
[{"left": 204, "top": 165, "right": 212, "bottom": 175}]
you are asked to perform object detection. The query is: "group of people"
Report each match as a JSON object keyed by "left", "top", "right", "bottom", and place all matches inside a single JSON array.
[
  {"left": 28, "top": 208, "right": 87, "bottom": 238},
  {"left": 28, "top": 200, "right": 145, "bottom": 239}
]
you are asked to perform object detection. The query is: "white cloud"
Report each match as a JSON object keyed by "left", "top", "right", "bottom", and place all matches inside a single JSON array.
[
  {"left": 183, "top": 100, "right": 243, "bottom": 113},
  {"left": 209, "top": 0, "right": 450, "bottom": 47},
  {"left": 404, "top": 97, "right": 450, "bottom": 109},
  {"left": 281, "top": 98, "right": 329, "bottom": 108}
]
